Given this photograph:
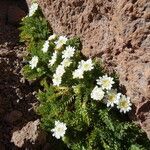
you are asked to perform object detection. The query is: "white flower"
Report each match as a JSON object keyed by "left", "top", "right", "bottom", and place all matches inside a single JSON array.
[
  {"left": 51, "top": 121, "right": 67, "bottom": 139},
  {"left": 48, "top": 34, "right": 57, "bottom": 41},
  {"left": 52, "top": 74, "right": 62, "bottom": 86},
  {"left": 72, "top": 68, "right": 84, "bottom": 79},
  {"left": 28, "top": 3, "right": 38, "bottom": 17},
  {"left": 61, "top": 59, "right": 72, "bottom": 67},
  {"left": 91, "top": 86, "right": 105, "bottom": 101},
  {"left": 29, "top": 56, "right": 38, "bottom": 69},
  {"left": 117, "top": 95, "right": 132, "bottom": 113},
  {"left": 78, "top": 59, "right": 94, "bottom": 71},
  {"left": 55, "top": 65, "right": 65, "bottom": 76},
  {"left": 96, "top": 75, "right": 114, "bottom": 90},
  {"left": 105, "top": 90, "right": 121, "bottom": 107},
  {"left": 62, "top": 46, "right": 75, "bottom": 59},
  {"left": 55, "top": 36, "right": 68, "bottom": 49},
  {"left": 49, "top": 51, "right": 57, "bottom": 66},
  {"left": 42, "top": 40, "right": 49, "bottom": 53}
]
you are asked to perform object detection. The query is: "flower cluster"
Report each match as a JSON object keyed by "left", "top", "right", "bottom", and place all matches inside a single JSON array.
[
  {"left": 91, "top": 75, "right": 132, "bottom": 113},
  {"left": 28, "top": 3, "right": 38, "bottom": 17},
  {"left": 28, "top": 32, "right": 132, "bottom": 140},
  {"left": 52, "top": 43, "right": 75, "bottom": 86},
  {"left": 29, "top": 34, "right": 132, "bottom": 114},
  {"left": 29, "top": 33, "right": 132, "bottom": 115}
]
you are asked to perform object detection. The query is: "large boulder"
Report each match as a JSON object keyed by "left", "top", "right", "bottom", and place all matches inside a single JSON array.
[{"left": 36, "top": 0, "right": 150, "bottom": 138}]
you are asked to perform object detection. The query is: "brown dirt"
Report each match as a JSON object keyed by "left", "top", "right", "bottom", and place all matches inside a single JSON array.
[
  {"left": 0, "top": 0, "right": 48, "bottom": 149},
  {"left": 37, "top": 0, "right": 150, "bottom": 139}
]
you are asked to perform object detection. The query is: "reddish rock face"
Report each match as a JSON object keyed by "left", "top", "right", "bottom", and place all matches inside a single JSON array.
[{"left": 37, "top": 0, "right": 150, "bottom": 138}]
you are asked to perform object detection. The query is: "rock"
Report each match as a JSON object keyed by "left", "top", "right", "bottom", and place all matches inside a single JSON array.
[
  {"left": 11, "top": 119, "right": 46, "bottom": 148},
  {"left": 7, "top": 5, "right": 26, "bottom": 25},
  {"left": 15, "top": 88, "right": 24, "bottom": 100},
  {"left": 4, "top": 110, "right": 22, "bottom": 123},
  {"left": 37, "top": 0, "right": 150, "bottom": 138},
  {"left": 136, "top": 101, "right": 150, "bottom": 139}
]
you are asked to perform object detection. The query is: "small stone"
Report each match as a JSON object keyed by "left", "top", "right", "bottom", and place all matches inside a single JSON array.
[
  {"left": 16, "top": 99, "right": 20, "bottom": 103},
  {"left": 11, "top": 119, "right": 46, "bottom": 148},
  {"left": 15, "top": 88, "right": 23, "bottom": 100}
]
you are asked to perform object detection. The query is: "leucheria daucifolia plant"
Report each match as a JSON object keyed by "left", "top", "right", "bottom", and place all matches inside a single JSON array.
[{"left": 20, "top": 3, "right": 150, "bottom": 150}]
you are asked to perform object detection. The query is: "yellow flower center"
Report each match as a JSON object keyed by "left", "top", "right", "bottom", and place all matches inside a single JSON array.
[
  {"left": 56, "top": 127, "right": 63, "bottom": 133},
  {"left": 102, "top": 79, "right": 110, "bottom": 87},
  {"left": 59, "top": 40, "right": 65, "bottom": 45},
  {"left": 83, "top": 63, "right": 89, "bottom": 70},
  {"left": 108, "top": 94, "right": 115, "bottom": 102},
  {"left": 119, "top": 100, "right": 128, "bottom": 109}
]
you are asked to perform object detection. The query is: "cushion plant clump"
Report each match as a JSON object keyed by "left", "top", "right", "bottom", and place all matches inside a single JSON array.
[{"left": 20, "top": 3, "right": 150, "bottom": 150}]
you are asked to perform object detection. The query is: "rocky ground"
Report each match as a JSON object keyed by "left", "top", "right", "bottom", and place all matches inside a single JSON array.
[
  {"left": 0, "top": 0, "right": 48, "bottom": 149},
  {"left": 0, "top": 0, "right": 149, "bottom": 149}
]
